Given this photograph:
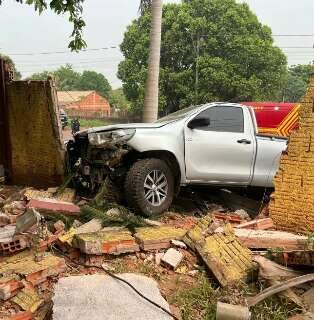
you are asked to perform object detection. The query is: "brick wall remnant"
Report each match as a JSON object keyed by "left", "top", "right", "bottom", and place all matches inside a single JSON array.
[
  {"left": 270, "top": 68, "right": 314, "bottom": 233},
  {"left": 6, "top": 80, "right": 64, "bottom": 187}
]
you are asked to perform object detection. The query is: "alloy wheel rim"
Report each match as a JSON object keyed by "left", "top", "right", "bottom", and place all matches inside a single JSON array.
[{"left": 144, "top": 170, "right": 168, "bottom": 206}]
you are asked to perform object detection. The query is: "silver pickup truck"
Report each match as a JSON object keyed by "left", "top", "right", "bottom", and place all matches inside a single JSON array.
[{"left": 68, "top": 103, "right": 287, "bottom": 216}]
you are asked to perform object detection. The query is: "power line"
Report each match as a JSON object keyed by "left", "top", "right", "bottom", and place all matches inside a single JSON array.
[
  {"left": 3, "top": 46, "right": 119, "bottom": 56},
  {"left": 279, "top": 46, "right": 314, "bottom": 49},
  {"left": 273, "top": 34, "right": 314, "bottom": 37}
]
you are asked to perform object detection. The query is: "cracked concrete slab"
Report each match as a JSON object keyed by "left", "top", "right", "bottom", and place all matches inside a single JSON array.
[{"left": 53, "top": 273, "right": 172, "bottom": 320}]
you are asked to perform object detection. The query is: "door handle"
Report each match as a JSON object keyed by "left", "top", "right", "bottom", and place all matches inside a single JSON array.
[{"left": 237, "top": 139, "right": 251, "bottom": 144}]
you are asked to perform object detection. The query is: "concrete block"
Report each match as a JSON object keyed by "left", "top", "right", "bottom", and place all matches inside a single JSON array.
[
  {"left": 134, "top": 226, "right": 187, "bottom": 251},
  {"left": 73, "top": 229, "right": 139, "bottom": 255},
  {"left": 27, "top": 199, "right": 80, "bottom": 216},
  {"left": 161, "top": 248, "right": 183, "bottom": 269}
]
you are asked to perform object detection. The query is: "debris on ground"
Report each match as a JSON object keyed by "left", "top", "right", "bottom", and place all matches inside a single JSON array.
[
  {"left": 161, "top": 248, "right": 183, "bottom": 269},
  {"left": 185, "top": 215, "right": 254, "bottom": 286},
  {"left": 0, "top": 183, "right": 314, "bottom": 319},
  {"left": 27, "top": 199, "right": 80, "bottom": 216},
  {"left": 134, "top": 226, "right": 186, "bottom": 251}
]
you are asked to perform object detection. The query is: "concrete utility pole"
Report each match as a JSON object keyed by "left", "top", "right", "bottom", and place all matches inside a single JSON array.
[{"left": 143, "top": 0, "right": 163, "bottom": 123}]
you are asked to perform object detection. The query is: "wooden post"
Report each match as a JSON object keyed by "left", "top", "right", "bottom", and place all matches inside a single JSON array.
[{"left": 0, "top": 59, "right": 12, "bottom": 182}]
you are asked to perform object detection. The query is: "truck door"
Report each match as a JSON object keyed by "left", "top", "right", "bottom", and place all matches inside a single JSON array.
[{"left": 184, "top": 105, "right": 255, "bottom": 184}]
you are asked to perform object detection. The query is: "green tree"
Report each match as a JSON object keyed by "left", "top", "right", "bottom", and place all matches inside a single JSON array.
[
  {"left": 29, "top": 65, "right": 112, "bottom": 98},
  {"left": 53, "top": 64, "right": 81, "bottom": 90},
  {"left": 28, "top": 70, "right": 52, "bottom": 81},
  {"left": 282, "top": 64, "right": 311, "bottom": 102},
  {"left": 77, "top": 70, "right": 112, "bottom": 98},
  {"left": 109, "top": 88, "right": 131, "bottom": 115},
  {"left": 0, "top": 0, "right": 86, "bottom": 51},
  {"left": 0, "top": 54, "right": 21, "bottom": 80},
  {"left": 118, "top": 0, "right": 287, "bottom": 116}
]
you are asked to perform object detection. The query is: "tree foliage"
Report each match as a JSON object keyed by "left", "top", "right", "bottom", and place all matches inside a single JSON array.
[
  {"left": 29, "top": 64, "right": 112, "bottom": 98},
  {"left": 118, "top": 0, "right": 287, "bottom": 116},
  {"left": 109, "top": 88, "right": 131, "bottom": 114},
  {"left": 78, "top": 70, "right": 112, "bottom": 98},
  {"left": 0, "top": 54, "right": 21, "bottom": 80},
  {"left": 0, "top": 0, "right": 86, "bottom": 51},
  {"left": 282, "top": 64, "right": 312, "bottom": 102}
]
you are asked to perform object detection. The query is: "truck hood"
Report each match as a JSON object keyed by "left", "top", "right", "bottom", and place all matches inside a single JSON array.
[{"left": 77, "top": 121, "right": 172, "bottom": 135}]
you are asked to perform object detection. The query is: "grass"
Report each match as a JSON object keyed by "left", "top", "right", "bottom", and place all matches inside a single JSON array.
[
  {"left": 169, "top": 274, "right": 217, "bottom": 319},
  {"left": 76, "top": 118, "right": 111, "bottom": 128},
  {"left": 167, "top": 274, "right": 302, "bottom": 320}
]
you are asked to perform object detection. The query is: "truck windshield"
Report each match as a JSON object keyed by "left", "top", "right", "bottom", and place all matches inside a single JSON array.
[{"left": 155, "top": 105, "right": 202, "bottom": 123}]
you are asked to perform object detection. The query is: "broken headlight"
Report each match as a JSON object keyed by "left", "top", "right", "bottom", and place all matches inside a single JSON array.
[{"left": 88, "top": 129, "right": 136, "bottom": 146}]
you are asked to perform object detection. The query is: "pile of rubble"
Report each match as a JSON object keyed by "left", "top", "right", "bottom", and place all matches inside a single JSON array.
[{"left": 0, "top": 185, "right": 314, "bottom": 320}]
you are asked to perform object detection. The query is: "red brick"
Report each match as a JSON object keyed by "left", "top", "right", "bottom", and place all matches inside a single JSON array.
[
  {"left": 6, "top": 311, "right": 33, "bottom": 320},
  {"left": 235, "top": 218, "right": 274, "bottom": 230},
  {"left": 0, "top": 235, "right": 29, "bottom": 255},
  {"left": 27, "top": 199, "right": 80, "bottom": 216},
  {"left": 213, "top": 213, "right": 243, "bottom": 224},
  {"left": 0, "top": 278, "right": 24, "bottom": 300}
]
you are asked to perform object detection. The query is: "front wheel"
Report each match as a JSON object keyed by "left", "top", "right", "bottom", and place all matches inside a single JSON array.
[{"left": 125, "top": 158, "right": 174, "bottom": 216}]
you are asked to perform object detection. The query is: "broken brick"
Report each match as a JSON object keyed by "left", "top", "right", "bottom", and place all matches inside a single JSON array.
[
  {"left": 73, "top": 229, "right": 140, "bottom": 255},
  {"left": 184, "top": 216, "right": 253, "bottom": 287},
  {"left": 0, "top": 235, "right": 29, "bottom": 256},
  {"left": 6, "top": 311, "right": 33, "bottom": 320},
  {"left": 27, "top": 199, "right": 80, "bottom": 216},
  {"left": 0, "top": 251, "right": 66, "bottom": 286},
  {"left": 12, "top": 287, "right": 43, "bottom": 313},
  {"left": 213, "top": 213, "right": 243, "bottom": 224},
  {"left": 0, "top": 276, "right": 24, "bottom": 300},
  {"left": 216, "top": 228, "right": 309, "bottom": 250},
  {"left": 235, "top": 218, "right": 274, "bottom": 230},
  {"left": 134, "top": 226, "right": 186, "bottom": 251},
  {"left": 53, "top": 220, "right": 65, "bottom": 233},
  {"left": 24, "top": 188, "right": 75, "bottom": 203}
]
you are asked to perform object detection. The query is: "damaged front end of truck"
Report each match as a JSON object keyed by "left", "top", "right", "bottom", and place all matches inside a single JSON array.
[{"left": 66, "top": 128, "right": 137, "bottom": 196}]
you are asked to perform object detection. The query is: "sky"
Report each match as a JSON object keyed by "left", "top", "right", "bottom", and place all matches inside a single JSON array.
[{"left": 0, "top": 0, "right": 314, "bottom": 88}]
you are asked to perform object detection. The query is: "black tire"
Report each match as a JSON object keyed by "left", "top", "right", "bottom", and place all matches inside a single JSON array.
[{"left": 125, "top": 158, "right": 174, "bottom": 217}]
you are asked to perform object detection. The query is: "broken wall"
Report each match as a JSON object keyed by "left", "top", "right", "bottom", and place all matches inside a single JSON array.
[
  {"left": 6, "top": 80, "right": 64, "bottom": 187},
  {"left": 270, "top": 69, "right": 314, "bottom": 233}
]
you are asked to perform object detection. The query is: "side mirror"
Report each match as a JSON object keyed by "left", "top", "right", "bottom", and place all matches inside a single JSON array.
[{"left": 187, "top": 117, "right": 210, "bottom": 129}]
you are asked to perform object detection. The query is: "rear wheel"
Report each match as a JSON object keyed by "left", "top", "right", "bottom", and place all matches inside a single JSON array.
[{"left": 125, "top": 158, "right": 174, "bottom": 216}]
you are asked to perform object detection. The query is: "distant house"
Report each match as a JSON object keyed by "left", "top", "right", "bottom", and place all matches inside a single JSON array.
[{"left": 57, "top": 90, "right": 111, "bottom": 118}]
